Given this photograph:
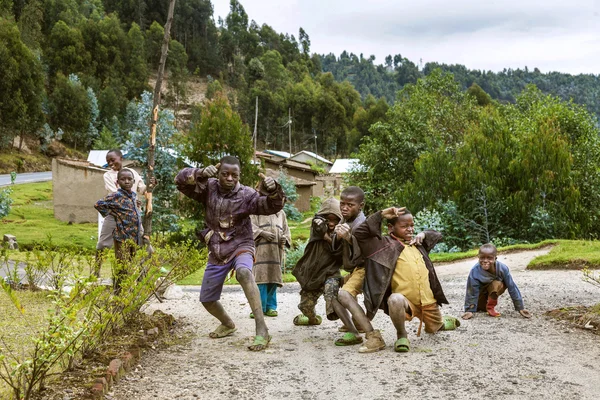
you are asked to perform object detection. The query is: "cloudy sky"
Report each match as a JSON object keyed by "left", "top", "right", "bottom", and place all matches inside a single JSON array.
[{"left": 212, "top": 0, "right": 600, "bottom": 75}]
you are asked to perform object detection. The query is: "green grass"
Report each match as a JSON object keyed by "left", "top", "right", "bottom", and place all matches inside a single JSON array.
[
  {"left": 287, "top": 215, "right": 312, "bottom": 242},
  {"left": 430, "top": 239, "right": 559, "bottom": 263},
  {"left": 178, "top": 269, "right": 297, "bottom": 286},
  {"left": 0, "top": 290, "right": 53, "bottom": 397},
  {"left": 1, "top": 182, "right": 98, "bottom": 251},
  {"left": 527, "top": 240, "right": 600, "bottom": 270},
  {"left": 0, "top": 151, "right": 51, "bottom": 174}
]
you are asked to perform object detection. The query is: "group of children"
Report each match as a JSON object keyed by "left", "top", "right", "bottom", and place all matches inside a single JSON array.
[{"left": 94, "top": 153, "right": 531, "bottom": 352}]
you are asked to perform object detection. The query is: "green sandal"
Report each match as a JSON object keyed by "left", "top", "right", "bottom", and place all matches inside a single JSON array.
[
  {"left": 441, "top": 316, "right": 461, "bottom": 331},
  {"left": 394, "top": 337, "right": 410, "bottom": 352},
  {"left": 334, "top": 332, "right": 363, "bottom": 346},
  {"left": 209, "top": 324, "right": 237, "bottom": 339},
  {"left": 265, "top": 309, "right": 278, "bottom": 317},
  {"left": 248, "top": 335, "right": 271, "bottom": 351},
  {"left": 293, "top": 314, "right": 322, "bottom": 326}
]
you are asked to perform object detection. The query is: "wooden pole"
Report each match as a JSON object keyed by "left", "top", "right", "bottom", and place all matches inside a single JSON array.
[
  {"left": 253, "top": 96, "right": 258, "bottom": 160},
  {"left": 288, "top": 108, "right": 292, "bottom": 156},
  {"left": 144, "top": 0, "right": 177, "bottom": 239}
]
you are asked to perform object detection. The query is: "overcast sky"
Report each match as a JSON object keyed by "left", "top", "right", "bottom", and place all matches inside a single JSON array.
[{"left": 212, "top": 0, "right": 600, "bottom": 75}]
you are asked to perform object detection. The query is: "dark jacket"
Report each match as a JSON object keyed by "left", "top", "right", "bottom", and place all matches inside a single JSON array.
[
  {"left": 292, "top": 198, "right": 343, "bottom": 291},
  {"left": 175, "top": 168, "right": 285, "bottom": 265},
  {"left": 331, "top": 211, "right": 366, "bottom": 272},
  {"left": 353, "top": 211, "right": 448, "bottom": 320}
]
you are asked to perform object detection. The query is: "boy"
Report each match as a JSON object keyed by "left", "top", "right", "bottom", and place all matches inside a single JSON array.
[
  {"left": 250, "top": 209, "right": 291, "bottom": 317},
  {"left": 175, "top": 156, "right": 284, "bottom": 351},
  {"left": 462, "top": 243, "right": 532, "bottom": 319},
  {"left": 292, "top": 198, "right": 343, "bottom": 325},
  {"left": 353, "top": 207, "right": 460, "bottom": 353},
  {"left": 96, "top": 149, "right": 147, "bottom": 277},
  {"left": 331, "top": 187, "right": 386, "bottom": 351},
  {"left": 94, "top": 168, "right": 143, "bottom": 293}
]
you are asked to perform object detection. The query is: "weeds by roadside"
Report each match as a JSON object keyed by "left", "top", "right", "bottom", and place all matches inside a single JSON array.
[{"left": 0, "top": 240, "right": 204, "bottom": 399}]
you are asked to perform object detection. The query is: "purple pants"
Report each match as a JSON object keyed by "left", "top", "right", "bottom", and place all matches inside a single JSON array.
[{"left": 200, "top": 252, "right": 254, "bottom": 302}]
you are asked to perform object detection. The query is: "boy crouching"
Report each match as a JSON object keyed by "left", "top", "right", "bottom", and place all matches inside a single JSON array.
[{"left": 354, "top": 207, "right": 460, "bottom": 353}]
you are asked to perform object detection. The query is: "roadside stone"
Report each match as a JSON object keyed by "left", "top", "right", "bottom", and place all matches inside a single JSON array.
[
  {"left": 107, "top": 359, "right": 124, "bottom": 382},
  {"left": 163, "top": 284, "right": 185, "bottom": 300},
  {"left": 146, "top": 327, "right": 159, "bottom": 336},
  {"left": 3, "top": 234, "right": 18, "bottom": 250}
]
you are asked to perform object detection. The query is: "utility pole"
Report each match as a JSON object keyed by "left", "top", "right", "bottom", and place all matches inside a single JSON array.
[
  {"left": 253, "top": 96, "right": 258, "bottom": 160},
  {"left": 288, "top": 107, "right": 292, "bottom": 156}
]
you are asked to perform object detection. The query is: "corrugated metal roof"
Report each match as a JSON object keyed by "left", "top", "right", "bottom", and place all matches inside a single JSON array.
[
  {"left": 291, "top": 150, "right": 333, "bottom": 165},
  {"left": 265, "top": 149, "right": 292, "bottom": 159},
  {"left": 329, "top": 159, "right": 362, "bottom": 174}
]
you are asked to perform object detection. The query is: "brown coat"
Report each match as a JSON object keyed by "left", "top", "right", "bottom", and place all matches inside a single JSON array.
[
  {"left": 251, "top": 211, "right": 291, "bottom": 286},
  {"left": 354, "top": 211, "right": 448, "bottom": 319}
]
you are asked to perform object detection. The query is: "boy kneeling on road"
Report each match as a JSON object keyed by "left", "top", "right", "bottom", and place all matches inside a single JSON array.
[
  {"left": 353, "top": 207, "right": 460, "bottom": 353},
  {"left": 462, "top": 243, "right": 532, "bottom": 320}
]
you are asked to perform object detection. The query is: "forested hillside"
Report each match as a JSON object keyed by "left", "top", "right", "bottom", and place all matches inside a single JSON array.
[
  {"left": 1, "top": 0, "right": 598, "bottom": 163},
  {"left": 321, "top": 53, "right": 600, "bottom": 121}
]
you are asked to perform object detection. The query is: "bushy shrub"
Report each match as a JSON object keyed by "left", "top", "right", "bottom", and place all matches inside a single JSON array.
[
  {"left": 0, "top": 188, "right": 13, "bottom": 219},
  {"left": 284, "top": 240, "right": 307, "bottom": 273},
  {"left": 277, "top": 170, "right": 302, "bottom": 221},
  {"left": 0, "top": 240, "right": 204, "bottom": 399}
]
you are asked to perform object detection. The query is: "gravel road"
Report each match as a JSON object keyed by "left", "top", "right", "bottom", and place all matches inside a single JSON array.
[{"left": 111, "top": 249, "right": 600, "bottom": 400}]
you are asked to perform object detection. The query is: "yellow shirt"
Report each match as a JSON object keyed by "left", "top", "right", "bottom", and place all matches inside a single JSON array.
[{"left": 391, "top": 245, "right": 436, "bottom": 306}]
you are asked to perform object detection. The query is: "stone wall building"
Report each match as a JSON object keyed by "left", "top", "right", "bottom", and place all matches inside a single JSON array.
[{"left": 52, "top": 158, "right": 108, "bottom": 223}]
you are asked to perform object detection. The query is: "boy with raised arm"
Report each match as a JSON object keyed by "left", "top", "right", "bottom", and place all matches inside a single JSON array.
[
  {"left": 331, "top": 187, "right": 386, "bottom": 352},
  {"left": 353, "top": 207, "right": 460, "bottom": 353},
  {"left": 175, "top": 156, "right": 284, "bottom": 351}
]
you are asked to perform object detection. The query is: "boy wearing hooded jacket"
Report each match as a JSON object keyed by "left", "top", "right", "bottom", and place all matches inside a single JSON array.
[{"left": 292, "top": 198, "right": 344, "bottom": 325}]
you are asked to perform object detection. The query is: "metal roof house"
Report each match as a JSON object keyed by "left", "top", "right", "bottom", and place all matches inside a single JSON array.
[
  {"left": 290, "top": 151, "right": 333, "bottom": 172},
  {"left": 329, "top": 158, "right": 362, "bottom": 174}
]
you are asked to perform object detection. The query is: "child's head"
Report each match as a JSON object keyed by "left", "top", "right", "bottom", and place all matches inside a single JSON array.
[
  {"left": 117, "top": 168, "right": 135, "bottom": 192},
  {"left": 106, "top": 149, "right": 123, "bottom": 171},
  {"left": 325, "top": 213, "right": 341, "bottom": 232},
  {"left": 340, "top": 186, "right": 365, "bottom": 221},
  {"left": 387, "top": 209, "right": 414, "bottom": 243},
  {"left": 478, "top": 243, "right": 497, "bottom": 270},
  {"left": 218, "top": 156, "right": 241, "bottom": 193}
]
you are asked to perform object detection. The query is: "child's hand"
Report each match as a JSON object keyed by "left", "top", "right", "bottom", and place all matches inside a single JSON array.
[
  {"left": 259, "top": 173, "right": 276, "bottom": 192},
  {"left": 409, "top": 232, "right": 425, "bottom": 246},
  {"left": 461, "top": 312, "right": 474, "bottom": 320},
  {"left": 382, "top": 207, "right": 398, "bottom": 219},
  {"left": 261, "top": 231, "right": 276, "bottom": 241},
  {"left": 382, "top": 207, "right": 407, "bottom": 220},
  {"left": 334, "top": 223, "right": 351, "bottom": 242},
  {"left": 200, "top": 163, "right": 220, "bottom": 178},
  {"left": 519, "top": 309, "right": 532, "bottom": 318},
  {"left": 279, "top": 236, "right": 286, "bottom": 246}
]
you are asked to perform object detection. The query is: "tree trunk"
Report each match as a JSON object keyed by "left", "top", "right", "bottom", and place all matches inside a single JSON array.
[{"left": 143, "top": 0, "right": 177, "bottom": 239}]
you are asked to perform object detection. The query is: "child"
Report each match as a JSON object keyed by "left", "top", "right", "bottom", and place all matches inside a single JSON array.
[
  {"left": 95, "top": 149, "right": 147, "bottom": 277},
  {"left": 94, "top": 168, "right": 143, "bottom": 293},
  {"left": 250, "top": 209, "right": 291, "bottom": 317},
  {"left": 462, "top": 243, "right": 532, "bottom": 319},
  {"left": 353, "top": 207, "right": 460, "bottom": 353},
  {"left": 330, "top": 187, "right": 386, "bottom": 351},
  {"left": 175, "top": 156, "right": 284, "bottom": 351},
  {"left": 292, "top": 198, "right": 343, "bottom": 325}
]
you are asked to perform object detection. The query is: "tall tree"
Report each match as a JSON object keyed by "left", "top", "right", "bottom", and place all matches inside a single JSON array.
[{"left": 0, "top": 18, "right": 44, "bottom": 149}]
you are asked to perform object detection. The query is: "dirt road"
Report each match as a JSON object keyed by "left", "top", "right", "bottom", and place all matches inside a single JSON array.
[{"left": 112, "top": 249, "right": 600, "bottom": 399}]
